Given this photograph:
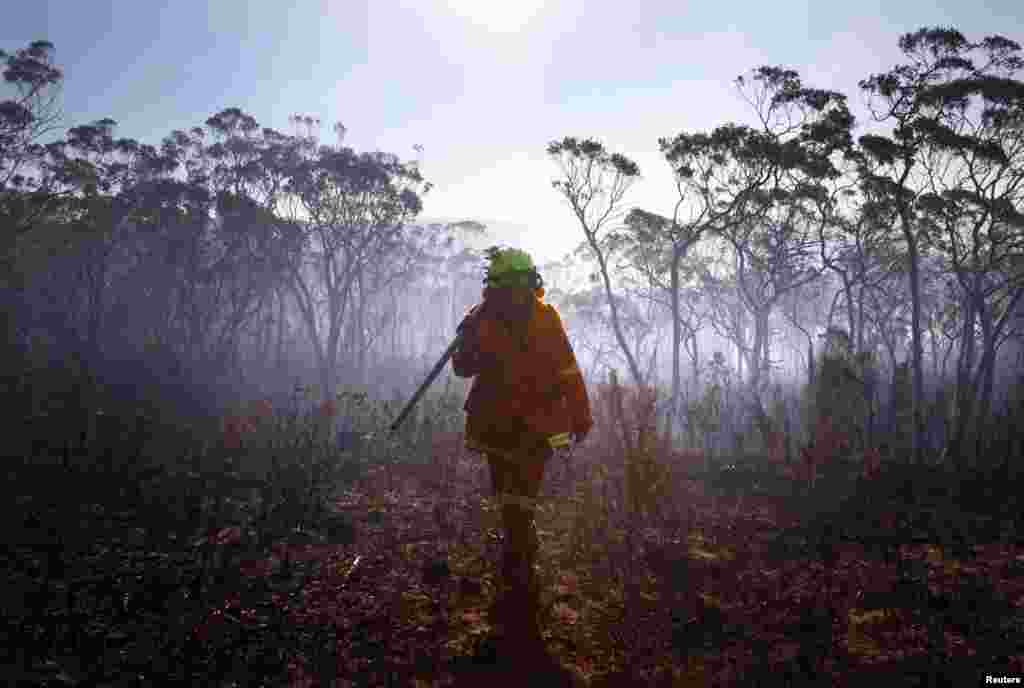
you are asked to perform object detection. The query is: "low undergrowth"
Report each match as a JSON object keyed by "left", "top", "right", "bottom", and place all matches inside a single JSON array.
[{"left": 4, "top": 377, "right": 1024, "bottom": 686}]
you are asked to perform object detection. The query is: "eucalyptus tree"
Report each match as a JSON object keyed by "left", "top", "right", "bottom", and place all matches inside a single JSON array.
[
  {"left": 857, "top": 26, "right": 1024, "bottom": 465},
  {"left": 810, "top": 161, "right": 903, "bottom": 360},
  {"left": 65, "top": 112, "right": 299, "bottom": 397},
  {"left": 278, "top": 125, "right": 429, "bottom": 396},
  {"left": 556, "top": 284, "right": 622, "bottom": 381},
  {"left": 632, "top": 65, "right": 842, "bottom": 427},
  {"left": 535, "top": 253, "right": 618, "bottom": 380},
  {"left": 399, "top": 220, "right": 486, "bottom": 362},
  {"left": 50, "top": 118, "right": 178, "bottom": 360},
  {"left": 656, "top": 66, "right": 853, "bottom": 442},
  {"left": 698, "top": 248, "right": 754, "bottom": 386},
  {"left": 912, "top": 71, "right": 1024, "bottom": 463},
  {"left": 927, "top": 272, "right": 965, "bottom": 386},
  {"left": 617, "top": 207, "right": 714, "bottom": 437},
  {"left": 615, "top": 208, "right": 711, "bottom": 440},
  {"left": 776, "top": 261, "right": 833, "bottom": 385},
  {"left": 119, "top": 118, "right": 286, "bottom": 388},
  {"left": 10, "top": 115, "right": 185, "bottom": 377},
  {"left": 809, "top": 177, "right": 927, "bottom": 445},
  {"left": 0, "top": 40, "right": 65, "bottom": 242},
  {"left": 0, "top": 40, "right": 74, "bottom": 383},
  {"left": 547, "top": 137, "right": 645, "bottom": 388},
  {"left": 352, "top": 219, "right": 455, "bottom": 387},
  {"left": 861, "top": 270, "right": 914, "bottom": 377}
]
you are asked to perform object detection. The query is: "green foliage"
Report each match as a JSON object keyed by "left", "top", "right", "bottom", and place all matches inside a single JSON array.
[
  {"left": 625, "top": 422, "right": 671, "bottom": 519},
  {"left": 686, "top": 383, "right": 721, "bottom": 435},
  {"left": 546, "top": 137, "right": 641, "bottom": 178},
  {"left": 686, "top": 351, "right": 732, "bottom": 441},
  {"left": 800, "top": 328, "right": 873, "bottom": 454}
]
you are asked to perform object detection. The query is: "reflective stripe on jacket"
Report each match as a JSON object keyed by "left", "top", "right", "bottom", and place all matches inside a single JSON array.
[{"left": 452, "top": 294, "right": 592, "bottom": 452}]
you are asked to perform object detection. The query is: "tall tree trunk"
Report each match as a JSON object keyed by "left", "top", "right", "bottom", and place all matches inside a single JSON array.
[
  {"left": 974, "top": 300, "right": 993, "bottom": 464},
  {"left": 669, "top": 246, "right": 682, "bottom": 446},
  {"left": 902, "top": 225, "right": 926, "bottom": 466},
  {"left": 856, "top": 282, "right": 866, "bottom": 357},
  {"left": 857, "top": 284, "right": 873, "bottom": 445},
  {"left": 745, "top": 310, "right": 774, "bottom": 447},
  {"left": 590, "top": 235, "right": 645, "bottom": 388},
  {"left": 806, "top": 338, "right": 815, "bottom": 387},
  {"left": 734, "top": 302, "right": 746, "bottom": 383},
  {"left": 951, "top": 289, "right": 977, "bottom": 471},
  {"left": 391, "top": 287, "right": 400, "bottom": 362},
  {"left": 974, "top": 345, "right": 997, "bottom": 467},
  {"left": 355, "top": 270, "right": 367, "bottom": 388},
  {"left": 691, "top": 335, "right": 701, "bottom": 398},
  {"left": 842, "top": 272, "right": 857, "bottom": 350},
  {"left": 276, "top": 288, "right": 286, "bottom": 369}
]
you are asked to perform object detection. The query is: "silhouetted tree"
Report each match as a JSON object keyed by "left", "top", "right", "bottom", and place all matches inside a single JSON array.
[
  {"left": 277, "top": 120, "right": 428, "bottom": 396},
  {"left": 858, "top": 26, "right": 1024, "bottom": 466},
  {"left": 547, "top": 137, "right": 645, "bottom": 387}
]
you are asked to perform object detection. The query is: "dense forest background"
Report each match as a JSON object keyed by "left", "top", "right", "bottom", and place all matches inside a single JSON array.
[
  {"left": 5, "top": 30, "right": 1024, "bottom": 469},
  {"left": 3, "top": 27, "right": 1024, "bottom": 687}
]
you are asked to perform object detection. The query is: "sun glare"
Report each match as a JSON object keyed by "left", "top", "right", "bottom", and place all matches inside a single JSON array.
[{"left": 443, "top": 0, "right": 546, "bottom": 34}]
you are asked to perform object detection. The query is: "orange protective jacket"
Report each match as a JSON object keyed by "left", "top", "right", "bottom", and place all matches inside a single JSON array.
[{"left": 452, "top": 291, "right": 592, "bottom": 454}]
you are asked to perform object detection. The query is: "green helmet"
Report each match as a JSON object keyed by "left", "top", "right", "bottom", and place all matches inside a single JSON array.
[{"left": 483, "top": 246, "right": 542, "bottom": 289}]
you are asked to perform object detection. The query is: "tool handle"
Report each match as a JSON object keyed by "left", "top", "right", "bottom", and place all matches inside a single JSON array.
[
  {"left": 388, "top": 299, "right": 490, "bottom": 433},
  {"left": 388, "top": 333, "right": 463, "bottom": 432}
]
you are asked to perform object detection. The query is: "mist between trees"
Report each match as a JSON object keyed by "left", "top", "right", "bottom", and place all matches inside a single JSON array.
[
  {"left": 6, "top": 27, "right": 1024, "bottom": 688},
  {"left": 3, "top": 28, "right": 1024, "bottom": 474}
]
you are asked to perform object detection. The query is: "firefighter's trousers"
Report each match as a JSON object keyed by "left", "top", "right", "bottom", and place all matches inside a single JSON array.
[{"left": 485, "top": 441, "right": 551, "bottom": 642}]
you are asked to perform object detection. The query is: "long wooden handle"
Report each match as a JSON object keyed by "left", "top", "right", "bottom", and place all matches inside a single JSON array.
[
  {"left": 389, "top": 333, "right": 464, "bottom": 432},
  {"left": 389, "top": 299, "right": 491, "bottom": 433}
]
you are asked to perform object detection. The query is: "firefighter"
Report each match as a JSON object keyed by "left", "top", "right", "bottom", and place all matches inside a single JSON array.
[{"left": 451, "top": 246, "right": 593, "bottom": 655}]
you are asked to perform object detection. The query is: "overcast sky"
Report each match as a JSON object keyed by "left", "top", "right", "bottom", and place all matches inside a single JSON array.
[{"left": 5, "top": 0, "right": 1023, "bottom": 265}]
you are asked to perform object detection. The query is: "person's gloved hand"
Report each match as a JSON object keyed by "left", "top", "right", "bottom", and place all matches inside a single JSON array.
[
  {"left": 456, "top": 313, "right": 475, "bottom": 335},
  {"left": 457, "top": 300, "right": 490, "bottom": 335}
]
